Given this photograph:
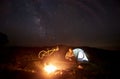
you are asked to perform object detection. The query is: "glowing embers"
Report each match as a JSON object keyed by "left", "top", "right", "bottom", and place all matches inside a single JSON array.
[
  {"left": 73, "top": 48, "right": 88, "bottom": 62},
  {"left": 44, "top": 64, "right": 57, "bottom": 74}
]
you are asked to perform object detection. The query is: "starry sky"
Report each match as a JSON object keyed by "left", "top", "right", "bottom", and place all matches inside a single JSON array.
[{"left": 0, "top": 0, "right": 120, "bottom": 49}]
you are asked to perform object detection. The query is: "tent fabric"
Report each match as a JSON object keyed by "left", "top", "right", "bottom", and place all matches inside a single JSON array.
[{"left": 73, "top": 48, "right": 88, "bottom": 62}]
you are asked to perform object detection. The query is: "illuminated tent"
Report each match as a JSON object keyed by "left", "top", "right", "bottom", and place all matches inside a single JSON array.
[{"left": 73, "top": 48, "right": 88, "bottom": 62}]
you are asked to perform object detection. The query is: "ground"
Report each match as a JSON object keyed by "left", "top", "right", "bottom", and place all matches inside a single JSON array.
[{"left": 0, "top": 46, "right": 119, "bottom": 79}]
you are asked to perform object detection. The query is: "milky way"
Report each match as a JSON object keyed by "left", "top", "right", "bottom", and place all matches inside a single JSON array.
[{"left": 0, "top": 0, "right": 120, "bottom": 49}]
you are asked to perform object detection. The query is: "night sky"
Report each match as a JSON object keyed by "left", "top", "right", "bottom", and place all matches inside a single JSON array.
[{"left": 0, "top": 0, "right": 120, "bottom": 49}]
